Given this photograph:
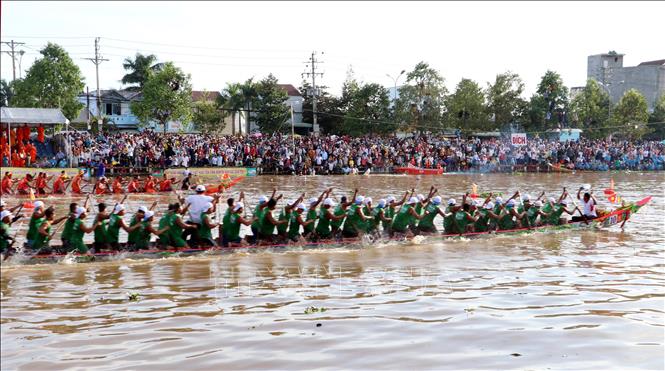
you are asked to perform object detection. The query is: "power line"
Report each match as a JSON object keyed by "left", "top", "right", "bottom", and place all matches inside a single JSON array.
[
  {"left": 302, "top": 51, "right": 324, "bottom": 134},
  {"left": 1, "top": 40, "right": 26, "bottom": 82},
  {"left": 83, "top": 37, "right": 109, "bottom": 132}
]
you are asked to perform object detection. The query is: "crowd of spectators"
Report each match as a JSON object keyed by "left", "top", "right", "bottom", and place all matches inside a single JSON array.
[{"left": 5, "top": 130, "right": 664, "bottom": 174}]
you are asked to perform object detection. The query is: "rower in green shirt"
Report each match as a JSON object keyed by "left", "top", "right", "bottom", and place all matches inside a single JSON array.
[
  {"left": 198, "top": 203, "right": 219, "bottom": 247},
  {"left": 315, "top": 198, "right": 347, "bottom": 239},
  {"left": 342, "top": 196, "right": 374, "bottom": 238},
  {"left": 107, "top": 204, "right": 133, "bottom": 251},
  {"left": 443, "top": 199, "right": 461, "bottom": 234},
  {"left": 133, "top": 210, "right": 170, "bottom": 251},
  {"left": 453, "top": 203, "right": 478, "bottom": 235},
  {"left": 26, "top": 201, "right": 46, "bottom": 249},
  {"left": 417, "top": 196, "right": 446, "bottom": 233},
  {"left": 1, "top": 210, "right": 16, "bottom": 253},
  {"left": 259, "top": 199, "right": 288, "bottom": 243},
  {"left": 391, "top": 197, "right": 423, "bottom": 236},
  {"left": 287, "top": 204, "right": 315, "bottom": 242},
  {"left": 303, "top": 189, "right": 330, "bottom": 238},
  {"left": 93, "top": 202, "right": 110, "bottom": 252},
  {"left": 277, "top": 195, "right": 303, "bottom": 240},
  {"left": 33, "top": 208, "right": 68, "bottom": 253},
  {"left": 474, "top": 202, "right": 502, "bottom": 232},
  {"left": 383, "top": 192, "right": 408, "bottom": 235},
  {"left": 221, "top": 202, "right": 255, "bottom": 247},
  {"left": 69, "top": 206, "right": 101, "bottom": 254},
  {"left": 497, "top": 199, "right": 526, "bottom": 231}
]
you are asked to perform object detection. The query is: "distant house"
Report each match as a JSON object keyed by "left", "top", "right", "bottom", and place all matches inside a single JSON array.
[
  {"left": 77, "top": 90, "right": 142, "bottom": 131},
  {"left": 77, "top": 84, "right": 310, "bottom": 134}
]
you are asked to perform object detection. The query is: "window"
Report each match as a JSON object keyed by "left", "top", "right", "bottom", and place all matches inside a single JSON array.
[{"left": 104, "top": 103, "right": 121, "bottom": 115}]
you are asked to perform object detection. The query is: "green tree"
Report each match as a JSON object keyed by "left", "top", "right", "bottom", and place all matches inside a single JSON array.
[
  {"left": 343, "top": 82, "right": 391, "bottom": 136},
  {"left": 445, "top": 78, "right": 488, "bottom": 133},
  {"left": 300, "top": 81, "right": 345, "bottom": 134},
  {"left": 485, "top": 72, "right": 527, "bottom": 129},
  {"left": 0, "top": 79, "right": 13, "bottom": 107},
  {"left": 646, "top": 94, "right": 665, "bottom": 140},
  {"left": 130, "top": 62, "right": 192, "bottom": 133},
  {"left": 611, "top": 89, "right": 651, "bottom": 139},
  {"left": 11, "top": 43, "right": 84, "bottom": 120},
  {"left": 569, "top": 79, "right": 610, "bottom": 138},
  {"left": 240, "top": 78, "right": 258, "bottom": 133},
  {"left": 394, "top": 61, "right": 447, "bottom": 131},
  {"left": 121, "top": 53, "right": 163, "bottom": 91},
  {"left": 218, "top": 82, "right": 245, "bottom": 135},
  {"left": 253, "top": 74, "right": 289, "bottom": 133},
  {"left": 193, "top": 91, "right": 226, "bottom": 134},
  {"left": 527, "top": 70, "right": 569, "bottom": 132}
]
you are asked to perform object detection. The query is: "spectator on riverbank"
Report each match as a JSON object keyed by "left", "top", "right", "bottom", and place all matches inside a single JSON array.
[{"left": 11, "top": 130, "right": 665, "bottom": 174}]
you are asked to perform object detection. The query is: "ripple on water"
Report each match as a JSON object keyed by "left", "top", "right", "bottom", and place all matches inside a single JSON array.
[{"left": 1, "top": 173, "right": 664, "bottom": 369}]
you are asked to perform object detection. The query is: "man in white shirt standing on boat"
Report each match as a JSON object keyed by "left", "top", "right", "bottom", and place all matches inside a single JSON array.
[
  {"left": 574, "top": 185, "right": 598, "bottom": 223},
  {"left": 182, "top": 185, "right": 220, "bottom": 245}
]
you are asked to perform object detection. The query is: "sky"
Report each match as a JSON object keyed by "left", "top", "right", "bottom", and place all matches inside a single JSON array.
[{"left": 2, "top": 1, "right": 664, "bottom": 98}]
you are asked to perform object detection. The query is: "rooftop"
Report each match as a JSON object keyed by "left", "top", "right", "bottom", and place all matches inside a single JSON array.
[{"left": 638, "top": 59, "right": 665, "bottom": 66}]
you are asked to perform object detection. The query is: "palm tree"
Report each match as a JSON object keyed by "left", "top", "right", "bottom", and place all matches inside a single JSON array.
[
  {"left": 121, "top": 53, "right": 164, "bottom": 91},
  {"left": 240, "top": 78, "right": 258, "bottom": 134},
  {"left": 218, "top": 83, "right": 245, "bottom": 135}
]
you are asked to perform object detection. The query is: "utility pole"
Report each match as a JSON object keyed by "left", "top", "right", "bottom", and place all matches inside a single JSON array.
[
  {"left": 84, "top": 37, "right": 108, "bottom": 134},
  {"left": 302, "top": 51, "right": 324, "bottom": 135},
  {"left": 1, "top": 40, "right": 26, "bottom": 82}
]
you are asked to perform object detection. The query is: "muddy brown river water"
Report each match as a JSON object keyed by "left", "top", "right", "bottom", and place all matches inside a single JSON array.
[{"left": 1, "top": 172, "right": 664, "bottom": 370}]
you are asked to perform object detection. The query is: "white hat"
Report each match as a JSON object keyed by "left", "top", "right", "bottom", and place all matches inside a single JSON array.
[
  {"left": 233, "top": 202, "right": 244, "bottom": 212},
  {"left": 386, "top": 196, "right": 396, "bottom": 203},
  {"left": 378, "top": 199, "right": 387, "bottom": 208},
  {"left": 447, "top": 198, "right": 456, "bottom": 206},
  {"left": 484, "top": 202, "right": 494, "bottom": 210},
  {"left": 308, "top": 197, "right": 318, "bottom": 205},
  {"left": 113, "top": 204, "right": 125, "bottom": 214},
  {"left": 432, "top": 196, "right": 442, "bottom": 205},
  {"left": 495, "top": 196, "right": 503, "bottom": 204},
  {"left": 407, "top": 196, "right": 418, "bottom": 205},
  {"left": 297, "top": 203, "right": 307, "bottom": 211},
  {"left": 195, "top": 184, "right": 206, "bottom": 192},
  {"left": 323, "top": 198, "right": 335, "bottom": 207},
  {"left": 559, "top": 199, "right": 568, "bottom": 205},
  {"left": 33, "top": 201, "right": 45, "bottom": 210},
  {"left": 548, "top": 197, "right": 556, "bottom": 204},
  {"left": 258, "top": 196, "right": 268, "bottom": 204},
  {"left": 75, "top": 206, "right": 86, "bottom": 218},
  {"left": 0, "top": 210, "right": 12, "bottom": 220},
  {"left": 144, "top": 211, "right": 154, "bottom": 221},
  {"left": 417, "top": 194, "right": 425, "bottom": 201},
  {"left": 355, "top": 196, "right": 365, "bottom": 205},
  {"left": 534, "top": 200, "right": 543, "bottom": 208},
  {"left": 522, "top": 194, "right": 531, "bottom": 202},
  {"left": 364, "top": 197, "right": 373, "bottom": 205},
  {"left": 138, "top": 206, "right": 148, "bottom": 213},
  {"left": 507, "top": 199, "right": 516, "bottom": 207}
]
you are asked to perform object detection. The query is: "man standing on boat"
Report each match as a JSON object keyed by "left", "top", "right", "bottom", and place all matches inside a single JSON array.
[
  {"left": 574, "top": 187, "right": 598, "bottom": 223},
  {"left": 183, "top": 185, "right": 219, "bottom": 245}
]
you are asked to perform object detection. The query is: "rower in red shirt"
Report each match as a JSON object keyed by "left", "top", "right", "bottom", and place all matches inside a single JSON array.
[
  {"left": 35, "top": 173, "right": 51, "bottom": 194},
  {"left": 144, "top": 175, "right": 157, "bottom": 193},
  {"left": 52, "top": 171, "right": 69, "bottom": 194},
  {"left": 17, "top": 174, "right": 34, "bottom": 195},
  {"left": 127, "top": 177, "right": 141, "bottom": 193},
  {"left": 93, "top": 177, "right": 109, "bottom": 195},
  {"left": 1, "top": 172, "right": 16, "bottom": 195},
  {"left": 71, "top": 170, "right": 85, "bottom": 194},
  {"left": 112, "top": 176, "right": 124, "bottom": 194},
  {"left": 158, "top": 174, "right": 180, "bottom": 192}
]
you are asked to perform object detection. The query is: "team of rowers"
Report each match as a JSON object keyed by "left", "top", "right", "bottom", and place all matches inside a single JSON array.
[
  {"left": 0, "top": 169, "right": 208, "bottom": 195},
  {"left": 0, "top": 183, "right": 601, "bottom": 256}
]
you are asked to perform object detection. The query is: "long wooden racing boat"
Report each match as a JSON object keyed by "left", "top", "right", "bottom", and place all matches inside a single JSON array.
[
  {"left": 394, "top": 166, "right": 444, "bottom": 175},
  {"left": 1, "top": 196, "right": 651, "bottom": 265}
]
